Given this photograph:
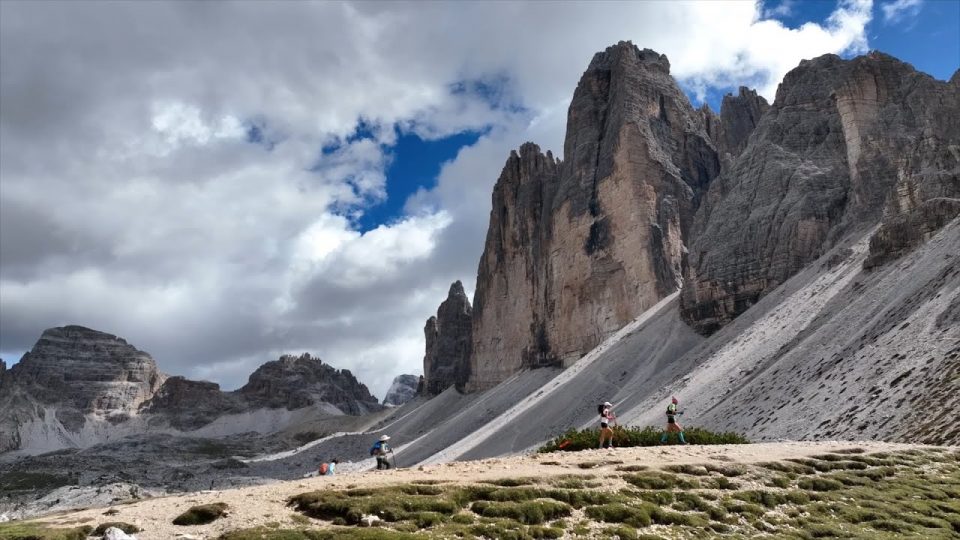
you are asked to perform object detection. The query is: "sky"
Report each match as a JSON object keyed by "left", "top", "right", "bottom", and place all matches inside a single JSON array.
[{"left": 1, "top": 0, "right": 957, "bottom": 400}]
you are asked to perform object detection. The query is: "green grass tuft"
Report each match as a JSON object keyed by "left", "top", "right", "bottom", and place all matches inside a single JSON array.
[
  {"left": 470, "top": 500, "right": 571, "bottom": 525},
  {"left": 621, "top": 471, "right": 698, "bottom": 490},
  {"left": 0, "top": 523, "right": 93, "bottom": 540},
  {"left": 173, "top": 502, "right": 229, "bottom": 526}
]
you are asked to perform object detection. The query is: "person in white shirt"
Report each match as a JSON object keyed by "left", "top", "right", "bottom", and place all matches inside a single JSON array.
[{"left": 598, "top": 401, "right": 617, "bottom": 449}]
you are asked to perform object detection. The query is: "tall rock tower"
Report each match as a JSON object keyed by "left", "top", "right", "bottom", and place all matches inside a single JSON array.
[
  {"left": 421, "top": 281, "right": 473, "bottom": 394},
  {"left": 467, "top": 42, "right": 720, "bottom": 390}
]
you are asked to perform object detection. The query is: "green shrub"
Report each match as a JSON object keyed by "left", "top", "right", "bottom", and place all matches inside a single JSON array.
[
  {"left": 704, "top": 476, "right": 739, "bottom": 490},
  {"left": 538, "top": 426, "right": 748, "bottom": 453},
  {"left": 629, "top": 490, "right": 673, "bottom": 505},
  {"left": 218, "top": 528, "right": 419, "bottom": 539},
  {"left": 672, "top": 492, "right": 711, "bottom": 513},
  {"left": 173, "top": 503, "right": 229, "bottom": 525},
  {"left": 722, "top": 500, "right": 766, "bottom": 517},
  {"left": 471, "top": 500, "right": 571, "bottom": 525},
  {"left": 450, "top": 513, "right": 474, "bottom": 524},
  {"left": 602, "top": 525, "right": 638, "bottom": 539},
  {"left": 766, "top": 475, "right": 791, "bottom": 488},
  {"left": 798, "top": 477, "right": 845, "bottom": 491},
  {"left": 482, "top": 477, "right": 538, "bottom": 487},
  {"left": 585, "top": 504, "right": 651, "bottom": 528},
  {"left": 0, "top": 523, "right": 93, "bottom": 540},
  {"left": 412, "top": 511, "right": 444, "bottom": 528}
]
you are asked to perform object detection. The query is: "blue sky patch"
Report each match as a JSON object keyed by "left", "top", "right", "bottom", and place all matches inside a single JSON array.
[{"left": 356, "top": 129, "right": 483, "bottom": 231}]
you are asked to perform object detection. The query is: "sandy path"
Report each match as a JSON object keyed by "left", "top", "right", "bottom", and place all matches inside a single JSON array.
[{"left": 37, "top": 440, "right": 941, "bottom": 539}]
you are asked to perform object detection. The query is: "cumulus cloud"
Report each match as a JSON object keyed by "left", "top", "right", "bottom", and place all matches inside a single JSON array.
[{"left": 0, "top": 1, "right": 874, "bottom": 398}]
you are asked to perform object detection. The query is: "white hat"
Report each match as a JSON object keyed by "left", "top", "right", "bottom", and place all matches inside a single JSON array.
[
  {"left": 603, "top": 402, "right": 612, "bottom": 407},
  {"left": 379, "top": 435, "right": 390, "bottom": 442}
]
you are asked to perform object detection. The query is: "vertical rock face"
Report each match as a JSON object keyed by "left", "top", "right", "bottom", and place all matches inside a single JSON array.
[
  {"left": 701, "top": 87, "right": 770, "bottom": 159},
  {"left": 238, "top": 353, "right": 381, "bottom": 414},
  {"left": 468, "top": 42, "right": 719, "bottom": 390},
  {"left": 681, "top": 52, "right": 960, "bottom": 334},
  {"left": 5, "top": 326, "right": 166, "bottom": 429},
  {"left": 382, "top": 374, "right": 419, "bottom": 406},
  {"left": 469, "top": 145, "right": 561, "bottom": 389},
  {"left": 422, "top": 281, "right": 473, "bottom": 394}
]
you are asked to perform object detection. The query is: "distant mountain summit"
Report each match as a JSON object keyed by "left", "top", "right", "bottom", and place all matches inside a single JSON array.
[
  {"left": 382, "top": 374, "right": 419, "bottom": 406},
  {"left": 0, "top": 326, "right": 381, "bottom": 454}
]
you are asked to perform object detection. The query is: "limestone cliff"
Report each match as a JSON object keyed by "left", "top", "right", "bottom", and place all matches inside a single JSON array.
[
  {"left": 467, "top": 42, "right": 720, "bottom": 390},
  {"left": 422, "top": 281, "right": 472, "bottom": 394},
  {"left": 681, "top": 52, "right": 960, "bottom": 334}
]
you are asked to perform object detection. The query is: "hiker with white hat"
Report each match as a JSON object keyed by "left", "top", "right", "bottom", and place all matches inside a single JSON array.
[
  {"left": 370, "top": 434, "right": 394, "bottom": 469},
  {"left": 597, "top": 401, "right": 617, "bottom": 449}
]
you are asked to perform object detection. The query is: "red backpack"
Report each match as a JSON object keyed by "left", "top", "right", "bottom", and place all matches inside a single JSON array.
[{"left": 318, "top": 463, "right": 329, "bottom": 475}]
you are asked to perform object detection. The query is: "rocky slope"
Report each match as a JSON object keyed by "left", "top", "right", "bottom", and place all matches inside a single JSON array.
[
  {"left": 0, "top": 327, "right": 381, "bottom": 454},
  {"left": 681, "top": 52, "right": 960, "bottom": 334},
  {"left": 382, "top": 374, "right": 418, "bottom": 406}
]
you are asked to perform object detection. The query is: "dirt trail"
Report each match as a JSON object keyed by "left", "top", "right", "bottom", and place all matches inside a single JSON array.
[{"left": 37, "top": 441, "right": 942, "bottom": 539}]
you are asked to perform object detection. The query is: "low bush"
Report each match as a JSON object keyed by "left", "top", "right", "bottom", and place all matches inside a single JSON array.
[
  {"left": 471, "top": 500, "right": 571, "bottom": 525},
  {"left": 538, "top": 426, "right": 748, "bottom": 453},
  {"left": 585, "top": 504, "right": 652, "bottom": 528},
  {"left": 0, "top": 523, "right": 93, "bottom": 540},
  {"left": 798, "top": 477, "right": 845, "bottom": 492},
  {"left": 482, "top": 477, "right": 538, "bottom": 487},
  {"left": 621, "top": 471, "right": 698, "bottom": 490},
  {"left": 173, "top": 503, "right": 229, "bottom": 525},
  {"left": 219, "top": 528, "right": 419, "bottom": 539}
]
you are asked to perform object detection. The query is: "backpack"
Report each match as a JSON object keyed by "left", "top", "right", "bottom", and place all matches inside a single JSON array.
[
  {"left": 597, "top": 404, "right": 605, "bottom": 416},
  {"left": 370, "top": 441, "right": 383, "bottom": 456},
  {"left": 319, "top": 463, "right": 329, "bottom": 475}
]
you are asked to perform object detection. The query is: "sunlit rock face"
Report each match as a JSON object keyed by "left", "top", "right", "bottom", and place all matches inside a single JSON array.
[{"left": 467, "top": 42, "right": 720, "bottom": 390}]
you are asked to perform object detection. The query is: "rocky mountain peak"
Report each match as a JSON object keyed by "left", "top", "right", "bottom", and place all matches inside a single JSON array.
[
  {"left": 6, "top": 325, "right": 166, "bottom": 430},
  {"left": 422, "top": 280, "right": 473, "bottom": 395},
  {"left": 587, "top": 41, "right": 670, "bottom": 74},
  {"left": 239, "top": 353, "right": 380, "bottom": 413},
  {"left": 382, "top": 374, "right": 419, "bottom": 406}
]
